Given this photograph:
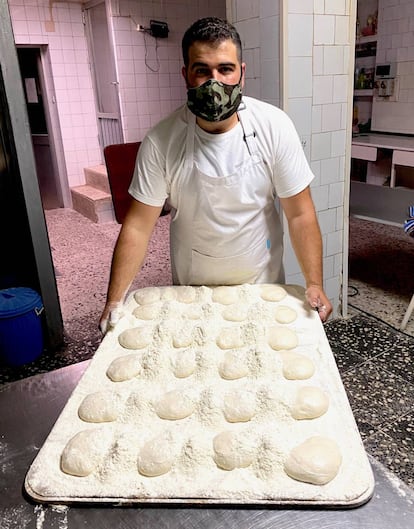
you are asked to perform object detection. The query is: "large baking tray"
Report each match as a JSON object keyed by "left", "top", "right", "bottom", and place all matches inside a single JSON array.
[{"left": 25, "top": 284, "right": 374, "bottom": 507}]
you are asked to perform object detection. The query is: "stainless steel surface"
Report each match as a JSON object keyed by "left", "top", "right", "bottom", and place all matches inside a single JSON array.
[{"left": 1, "top": 362, "right": 413, "bottom": 529}]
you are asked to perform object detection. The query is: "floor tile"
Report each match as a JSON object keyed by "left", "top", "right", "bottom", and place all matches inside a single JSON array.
[
  {"left": 364, "top": 411, "right": 414, "bottom": 489},
  {"left": 341, "top": 362, "right": 414, "bottom": 429},
  {"left": 372, "top": 336, "right": 414, "bottom": 385},
  {"left": 328, "top": 343, "right": 366, "bottom": 374},
  {"left": 324, "top": 314, "right": 400, "bottom": 358}
]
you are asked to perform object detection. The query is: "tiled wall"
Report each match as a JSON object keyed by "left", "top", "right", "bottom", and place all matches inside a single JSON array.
[
  {"left": 112, "top": 0, "right": 225, "bottom": 143},
  {"left": 371, "top": 0, "right": 414, "bottom": 134},
  {"left": 7, "top": 0, "right": 225, "bottom": 187},
  {"left": 230, "top": 0, "right": 280, "bottom": 107},
  {"left": 8, "top": 0, "right": 101, "bottom": 188},
  {"left": 286, "top": 0, "right": 352, "bottom": 316},
  {"left": 232, "top": 0, "right": 353, "bottom": 316}
]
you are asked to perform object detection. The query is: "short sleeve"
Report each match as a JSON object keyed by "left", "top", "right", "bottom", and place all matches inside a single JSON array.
[
  {"left": 272, "top": 114, "right": 315, "bottom": 199},
  {"left": 128, "top": 136, "right": 168, "bottom": 207}
]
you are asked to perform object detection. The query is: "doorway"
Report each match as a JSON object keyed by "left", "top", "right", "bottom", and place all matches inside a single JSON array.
[
  {"left": 17, "top": 47, "right": 64, "bottom": 210},
  {"left": 84, "top": 0, "right": 123, "bottom": 154}
]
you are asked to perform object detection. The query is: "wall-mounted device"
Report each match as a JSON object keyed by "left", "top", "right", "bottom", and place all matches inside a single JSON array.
[
  {"left": 150, "top": 20, "right": 169, "bottom": 38},
  {"left": 137, "top": 20, "right": 169, "bottom": 38},
  {"left": 375, "top": 62, "right": 396, "bottom": 79},
  {"left": 374, "top": 62, "right": 397, "bottom": 100},
  {"left": 377, "top": 78, "right": 395, "bottom": 97}
]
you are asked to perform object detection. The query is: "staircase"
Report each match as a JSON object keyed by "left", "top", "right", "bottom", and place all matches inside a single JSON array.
[{"left": 71, "top": 165, "right": 116, "bottom": 223}]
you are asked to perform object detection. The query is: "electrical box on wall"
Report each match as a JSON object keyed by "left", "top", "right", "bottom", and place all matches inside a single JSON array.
[
  {"left": 150, "top": 20, "right": 169, "bottom": 38},
  {"left": 374, "top": 77, "right": 399, "bottom": 101}
]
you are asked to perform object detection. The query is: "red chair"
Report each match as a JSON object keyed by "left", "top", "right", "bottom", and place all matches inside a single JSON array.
[{"left": 103, "top": 142, "right": 141, "bottom": 224}]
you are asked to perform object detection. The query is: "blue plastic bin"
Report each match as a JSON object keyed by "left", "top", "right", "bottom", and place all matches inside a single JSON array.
[{"left": 0, "top": 287, "right": 44, "bottom": 366}]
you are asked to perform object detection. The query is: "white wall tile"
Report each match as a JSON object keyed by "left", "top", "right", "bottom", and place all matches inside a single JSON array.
[
  {"left": 314, "top": 0, "right": 325, "bottom": 15},
  {"left": 313, "top": 46, "right": 324, "bottom": 75},
  {"left": 321, "top": 156, "right": 340, "bottom": 184},
  {"left": 261, "top": 60, "right": 280, "bottom": 100},
  {"left": 313, "top": 75, "right": 333, "bottom": 104},
  {"left": 318, "top": 208, "right": 337, "bottom": 233},
  {"left": 311, "top": 132, "right": 332, "bottom": 160},
  {"left": 310, "top": 159, "right": 321, "bottom": 185},
  {"left": 260, "top": 0, "right": 280, "bottom": 18},
  {"left": 310, "top": 184, "right": 330, "bottom": 210},
  {"left": 288, "top": 14, "right": 313, "bottom": 56},
  {"left": 288, "top": 0, "right": 314, "bottom": 14},
  {"left": 314, "top": 15, "right": 335, "bottom": 45},
  {"left": 324, "top": 46, "right": 345, "bottom": 74},
  {"left": 328, "top": 181, "right": 344, "bottom": 208},
  {"left": 261, "top": 16, "right": 280, "bottom": 60},
  {"left": 321, "top": 103, "right": 342, "bottom": 131},
  {"left": 323, "top": 254, "right": 335, "bottom": 280},
  {"left": 331, "top": 129, "right": 347, "bottom": 156},
  {"left": 236, "top": 0, "right": 259, "bottom": 21},
  {"left": 325, "top": 0, "right": 346, "bottom": 16},
  {"left": 335, "top": 16, "right": 350, "bottom": 45},
  {"left": 288, "top": 97, "right": 312, "bottom": 136},
  {"left": 312, "top": 104, "right": 322, "bottom": 133},
  {"left": 289, "top": 57, "right": 313, "bottom": 97},
  {"left": 333, "top": 74, "right": 348, "bottom": 102}
]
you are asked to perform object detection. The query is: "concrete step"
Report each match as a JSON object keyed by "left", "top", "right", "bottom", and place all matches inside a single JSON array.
[
  {"left": 71, "top": 184, "right": 115, "bottom": 224},
  {"left": 84, "top": 164, "right": 111, "bottom": 193}
]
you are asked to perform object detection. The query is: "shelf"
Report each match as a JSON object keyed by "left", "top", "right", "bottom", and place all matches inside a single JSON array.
[
  {"left": 354, "top": 89, "right": 374, "bottom": 96},
  {"left": 356, "top": 34, "right": 378, "bottom": 44}
]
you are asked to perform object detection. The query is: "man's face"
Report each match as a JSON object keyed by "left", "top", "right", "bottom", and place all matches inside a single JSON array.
[{"left": 182, "top": 39, "right": 245, "bottom": 89}]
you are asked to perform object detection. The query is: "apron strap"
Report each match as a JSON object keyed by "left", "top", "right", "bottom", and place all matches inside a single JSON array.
[{"left": 237, "top": 102, "right": 259, "bottom": 157}]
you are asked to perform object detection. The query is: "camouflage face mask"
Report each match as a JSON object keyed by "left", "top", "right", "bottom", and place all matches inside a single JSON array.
[{"left": 187, "top": 78, "right": 242, "bottom": 122}]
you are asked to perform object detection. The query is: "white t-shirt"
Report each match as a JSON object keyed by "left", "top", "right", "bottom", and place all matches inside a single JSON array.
[{"left": 129, "top": 96, "right": 314, "bottom": 207}]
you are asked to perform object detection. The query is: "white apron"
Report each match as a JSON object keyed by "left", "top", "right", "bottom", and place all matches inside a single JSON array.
[{"left": 169, "top": 106, "right": 285, "bottom": 286}]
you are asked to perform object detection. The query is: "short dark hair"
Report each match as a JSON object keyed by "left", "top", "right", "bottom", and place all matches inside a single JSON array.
[{"left": 182, "top": 17, "right": 242, "bottom": 67}]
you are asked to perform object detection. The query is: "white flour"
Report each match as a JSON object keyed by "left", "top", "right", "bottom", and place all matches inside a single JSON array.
[{"left": 25, "top": 284, "right": 374, "bottom": 505}]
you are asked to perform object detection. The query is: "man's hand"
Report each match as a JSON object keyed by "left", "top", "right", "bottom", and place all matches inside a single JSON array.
[
  {"left": 305, "top": 285, "right": 332, "bottom": 322},
  {"left": 99, "top": 301, "right": 124, "bottom": 335}
]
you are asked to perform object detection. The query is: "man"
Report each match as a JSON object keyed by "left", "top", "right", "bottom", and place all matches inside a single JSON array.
[{"left": 99, "top": 17, "right": 332, "bottom": 333}]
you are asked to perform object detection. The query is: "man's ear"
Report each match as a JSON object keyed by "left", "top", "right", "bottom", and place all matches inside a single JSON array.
[
  {"left": 181, "top": 66, "right": 188, "bottom": 87},
  {"left": 241, "top": 62, "right": 246, "bottom": 88}
]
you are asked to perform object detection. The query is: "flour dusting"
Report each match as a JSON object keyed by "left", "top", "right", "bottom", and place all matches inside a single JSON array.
[{"left": 25, "top": 284, "right": 374, "bottom": 505}]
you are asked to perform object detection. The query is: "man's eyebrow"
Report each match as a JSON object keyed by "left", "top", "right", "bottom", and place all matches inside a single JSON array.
[{"left": 190, "top": 61, "right": 236, "bottom": 70}]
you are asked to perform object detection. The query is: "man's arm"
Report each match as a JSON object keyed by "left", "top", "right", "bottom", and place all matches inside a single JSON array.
[
  {"left": 279, "top": 186, "right": 332, "bottom": 321},
  {"left": 99, "top": 199, "right": 163, "bottom": 332}
]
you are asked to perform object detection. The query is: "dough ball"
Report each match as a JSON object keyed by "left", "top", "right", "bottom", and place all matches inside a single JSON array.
[
  {"left": 176, "top": 286, "right": 196, "bottom": 304},
  {"left": 222, "top": 304, "right": 248, "bottom": 322},
  {"left": 281, "top": 352, "right": 315, "bottom": 380},
  {"left": 172, "top": 327, "right": 194, "bottom": 348},
  {"left": 284, "top": 436, "right": 342, "bottom": 485},
  {"left": 161, "top": 287, "right": 177, "bottom": 301},
  {"left": 182, "top": 304, "right": 203, "bottom": 320},
  {"left": 137, "top": 434, "right": 176, "bottom": 477},
  {"left": 154, "top": 390, "right": 196, "bottom": 420},
  {"left": 134, "top": 288, "right": 161, "bottom": 305},
  {"left": 268, "top": 326, "right": 298, "bottom": 350},
  {"left": 216, "top": 327, "right": 244, "bottom": 350},
  {"left": 212, "top": 286, "right": 239, "bottom": 305},
  {"left": 172, "top": 349, "right": 197, "bottom": 378},
  {"left": 274, "top": 305, "right": 297, "bottom": 324},
  {"left": 218, "top": 350, "right": 249, "bottom": 380},
  {"left": 291, "top": 386, "right": 329, "bottom": 420},
  {"left": 223, "top": 390, "right": 256, "bottom": 423},
  {"left": 133, "top": 303, "right": 161, "bottom": 320},
  {"left": 212, "top": 431, "right": 255, "bottom": 471},
  {"left": 106, "top": 353, "right": 141, "bottom": 382},
  {"left": 118, "top": 326, "right": 153, "bottom": 349},
  {"left": 260, "top": 284, "right": 287, "bottom": 302},
  {"left": 60, "top": 429, "right": 109, "bottom": 477},
  {"left": 78, "top": 391, "right": 122, "bottom": 423}
]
